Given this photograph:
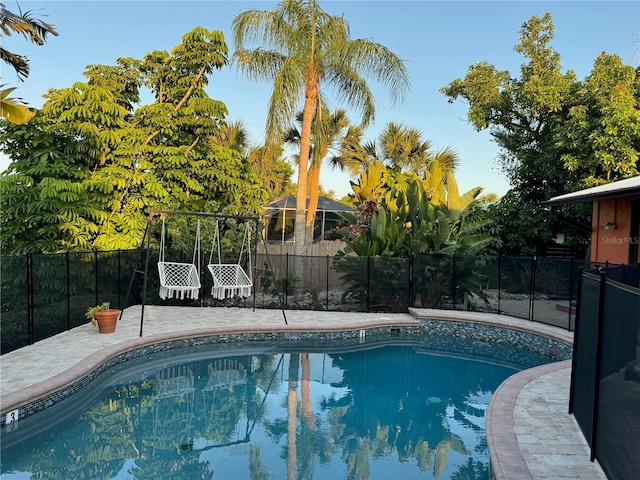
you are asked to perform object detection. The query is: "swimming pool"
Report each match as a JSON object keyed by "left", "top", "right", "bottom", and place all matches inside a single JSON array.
[{"left": 1, "top": 335, "right": 559, "bottom": 480}]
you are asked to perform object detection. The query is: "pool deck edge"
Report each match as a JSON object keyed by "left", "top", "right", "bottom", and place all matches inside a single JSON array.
[{"left": 1, "top": 306, "right": 606, "bottom": 479}]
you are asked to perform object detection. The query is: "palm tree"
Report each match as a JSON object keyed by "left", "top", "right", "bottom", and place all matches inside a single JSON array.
[
  {"left": 247, "top": 143, "right": 295, "bottom": 198},
  {"left": 1, "top": 2, "right": 58, "bottom": 124},
  {"left": 212, "top": 119, "right": 250, "bottom": 153},
  {"left": 340, "top": 122, "right": 461, "bottom": 206},
  {"left": 232, "top": 0, "right": 409, "bottom": 254},
  {"left": 1, "top": 1, "right": 58, "bottom": 79},
  {"left": 377, "top": 122, "right": 433, "bottom": 174},
  {"left": 284, "top": 107, "right": 358, "bottom": 240},
  {"left": 0, "top": 84, "right": 34, "bottom": 123}
]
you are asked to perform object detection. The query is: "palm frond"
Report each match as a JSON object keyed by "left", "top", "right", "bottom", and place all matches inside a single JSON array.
[
  {"left": 0, "top": 46, "right": 28, "bottom": 79},
  {"left": 336, "top": 38, "right": 410, "bottom": 106},
  {"left": 0, "top": 2, "right": 58, "bottom": 80}
]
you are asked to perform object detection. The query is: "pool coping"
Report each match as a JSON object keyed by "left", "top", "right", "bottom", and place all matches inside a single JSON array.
[
  {"left": 1, "top": 307, "right": 592, "bottom": 479},
  {"left": 1, "top": 315, "right": 422, "bottom": 418},
  {"left": 487, "top": 359, "right": 572, "bottom": 479}
]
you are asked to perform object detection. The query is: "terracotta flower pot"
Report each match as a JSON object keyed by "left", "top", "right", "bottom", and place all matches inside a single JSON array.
[{"left": 94, "top": 309, "right": 120, "bottom": 333}]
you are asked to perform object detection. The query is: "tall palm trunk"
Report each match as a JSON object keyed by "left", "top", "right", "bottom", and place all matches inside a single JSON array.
[
  {"left": 294, "top": 76, "right": 317, "bottom": 257},
  {"left": 305, "top": 161, "right": 321, "bottom": 242}
]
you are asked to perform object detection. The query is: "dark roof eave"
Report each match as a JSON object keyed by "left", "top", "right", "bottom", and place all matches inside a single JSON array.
[
  {"left": 544, "top": 188, "right": 640, "bottom": 206},
  {"left": 543, "top": 176, "right": 640, "bottom": 206}
]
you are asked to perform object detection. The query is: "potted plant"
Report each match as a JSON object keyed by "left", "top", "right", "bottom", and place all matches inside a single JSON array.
[{"left": 85, "top": 302, "right": 120, "bottom": 333}]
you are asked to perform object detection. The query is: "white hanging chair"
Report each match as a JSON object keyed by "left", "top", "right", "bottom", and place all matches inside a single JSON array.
[
  {"left": 207, "top": 221, "right": 253, "bottom": 300},
  {"left": 158, "top": 218, "right": 201, "bottom": 300}
]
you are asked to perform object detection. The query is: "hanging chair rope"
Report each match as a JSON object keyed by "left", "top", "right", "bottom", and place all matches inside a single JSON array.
[
  {"left": 207, "top": 220, "right": 253, "bottom": 300},
  {"left": 158, "top": 218, "right": 201, "bottom": 300},
  {"left": 208, "top": 220, "right": 222, "bottom": 266}
]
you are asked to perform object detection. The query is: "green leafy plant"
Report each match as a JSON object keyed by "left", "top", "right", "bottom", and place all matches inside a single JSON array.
[
  {"left": 85, "top": 302, "right": 112, "bottom": 327},
  {"left": 333, "top": 179, "right": 493, "bottom": 310},
  {"left": 258, "top": 264, "right": 303, "bottom": 299}
]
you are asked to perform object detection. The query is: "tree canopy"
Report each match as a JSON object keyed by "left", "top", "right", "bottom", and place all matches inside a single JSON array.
[
  {"left": 441, "top": 13, "right": 639, "bottom": 256},
  {"left": 1, "top": 27, "right": 268, "bottom": 254},
  {"left": 232, "top": 0, "right": 410, "bottom": 254}
]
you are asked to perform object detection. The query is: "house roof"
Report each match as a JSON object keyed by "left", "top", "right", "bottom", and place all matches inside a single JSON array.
[
  {"left": 544, "top": 176, "right": 640, "bottom": 206},
  {"left": 264, "top": 195, "right": 356, "bottom": 214}
]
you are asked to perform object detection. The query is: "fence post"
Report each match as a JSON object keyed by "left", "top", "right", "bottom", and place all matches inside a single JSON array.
[
  {"left": 326, "top": 255, "right": 330, "bottom": 311},
  {"left": 117, "top": 250, "right": 122, "bottom": 310},
  {"left": 366, "top": 256, "right": 371, "bottom": 312},
  {"left": 568, "top": 266, "right": 583, "bottom": 415},
  {"left": 497, "top": 255, "right": 501, "bottom": 314},
  {"left": 529, "top": 256, "right": 537, "bottom": 322},
  {"left": 452, "top": 253, "right": 456, "bottom": 310},
  {"left": 285, "top": 253, "right": 289, "bottom": 310},
  {"left": 590, "top": 271, "right": 607, "bottom": 462},
  {"left": 66, "top": 251, "right": 71, "bottom": 331},
  {"left": 409, "top": 254, "right": 414, "bottom": 308},
  {"left": 567, "top": 258, "right": 574, "bottom": 331},
  {"left": 27, "top": 253, "right": 34, "bottom": 346},
  {"left": 94, "top": 249, "right": 99, "bottom": 306}
]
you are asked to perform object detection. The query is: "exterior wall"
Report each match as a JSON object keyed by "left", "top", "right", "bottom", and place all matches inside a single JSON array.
[{"left": 591, "top": 196, "right": 640, "bottom": 264}]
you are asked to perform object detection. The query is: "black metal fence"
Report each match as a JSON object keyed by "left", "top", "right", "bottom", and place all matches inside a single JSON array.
[
  {"left": 1, "top": 249, "right": 597, "bottom": 354},
  {"left": 1, "top": 250, "right": 140, "bottom": 355},
  {"left": 569, "top": 267, "right": 640, "bottom": 480}
]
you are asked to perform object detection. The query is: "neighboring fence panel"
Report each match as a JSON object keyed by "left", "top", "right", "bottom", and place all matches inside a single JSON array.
[
  {"left": 570, "top": 272, "right": 601, "bottom": 447},
  {"left": 594, "top": 280, "right": 640, "bottom": 480},
  {"left": 259, "top": 241, "right": 346, "bottom": 257},
  {"left": 570, "top": 271, "right": 640, "bottom": 480}
]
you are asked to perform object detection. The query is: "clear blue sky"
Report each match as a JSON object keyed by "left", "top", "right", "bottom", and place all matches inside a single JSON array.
[{"left": 2, "top": 1, "right": 639, "bottom": 199}]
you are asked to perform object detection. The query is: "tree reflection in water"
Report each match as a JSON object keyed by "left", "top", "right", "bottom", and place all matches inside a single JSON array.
[{"left": 1, "top": 342, "right": 553, "bottom": 479}]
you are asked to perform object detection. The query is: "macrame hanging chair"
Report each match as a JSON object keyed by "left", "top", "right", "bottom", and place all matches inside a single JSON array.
[
  {"left": 157, "top": 218, "right": 201, "bottom": 300},
  {"left": 207, "top": 221, "right": 253, "bottom": 300}
]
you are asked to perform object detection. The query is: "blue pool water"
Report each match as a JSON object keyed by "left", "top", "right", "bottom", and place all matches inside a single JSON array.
[{"left": 1, "top": 336, "right": 556, "bottom": 479}]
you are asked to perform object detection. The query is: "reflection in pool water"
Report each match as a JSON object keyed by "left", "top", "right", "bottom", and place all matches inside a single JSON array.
[{"left": 1, "top": 338, "right": 554, "bottom": 479}]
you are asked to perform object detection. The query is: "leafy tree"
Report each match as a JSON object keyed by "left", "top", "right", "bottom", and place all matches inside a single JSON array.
[
  {"left": 0, "top": 1, "right": 58, "bottom": 123},
  {"left": 441, "top": 13, "right": 638, "bottom": 256},
  {"left": 1, "top": 27, "right": 267, "bottom": 254},
  {"left": 555, "top": 52, "right": 640, "bottom": 185},
  {"left": 0, "top": 111, "right": 110, "bottom": 253},
  {"left": 208, "top": 118, "right": 295, "bottom": 201},
  {"left": 248, "top": 143, "right": 295, "bottom": 198},
  {"left": 232, "top": 0, "right": 410, "bottom": 254}
]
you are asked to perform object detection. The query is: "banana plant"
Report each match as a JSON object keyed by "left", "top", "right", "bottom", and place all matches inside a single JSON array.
[
  {"left": 333, "top": 178, "right": 494, "bottom": 310},
  {"left": 0, "top": 85, "right": 36, "bottom": 124}
]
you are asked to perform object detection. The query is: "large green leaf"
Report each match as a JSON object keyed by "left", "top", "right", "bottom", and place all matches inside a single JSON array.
[{"left": 0, "top": 86, "right": 36, "bottom": 124}]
